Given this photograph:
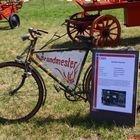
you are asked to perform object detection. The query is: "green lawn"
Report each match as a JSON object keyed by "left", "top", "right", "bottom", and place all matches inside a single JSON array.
[{"left": 0, "top": 0, "right": 140, "bottom": 140}]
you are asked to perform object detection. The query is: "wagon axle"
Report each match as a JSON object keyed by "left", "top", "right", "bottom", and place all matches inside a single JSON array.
[{"left": 76, "top": 23, "right": 87, "bottom": 33}]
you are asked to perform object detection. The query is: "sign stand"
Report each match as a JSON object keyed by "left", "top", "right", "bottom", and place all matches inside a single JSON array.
[{"left": 91, "top": 50, "right": 139, "bottom": 126}]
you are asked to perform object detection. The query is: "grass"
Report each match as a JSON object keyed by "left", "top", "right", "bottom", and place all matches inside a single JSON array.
[{"left": 0, "top": 0, "right": 140, "bottom": 140}]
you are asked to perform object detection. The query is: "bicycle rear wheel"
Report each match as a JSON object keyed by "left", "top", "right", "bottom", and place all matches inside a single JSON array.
[
  {"left": 0, "top": 62, "right": 44, "bottom": 123},
  {"left": 83, "top": 65, "right": 92, "bottom": 102}
]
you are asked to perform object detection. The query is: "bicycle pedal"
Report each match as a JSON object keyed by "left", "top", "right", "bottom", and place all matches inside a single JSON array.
[{"left": 54, "top": 84, "right": 61, "bottom": 93}]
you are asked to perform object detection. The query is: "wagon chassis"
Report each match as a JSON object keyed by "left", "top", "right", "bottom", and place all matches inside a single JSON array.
[{"left": 66, "top": 0, "right": 140, "bottom": 47}]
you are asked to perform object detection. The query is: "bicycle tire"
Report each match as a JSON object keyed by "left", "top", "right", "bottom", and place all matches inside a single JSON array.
[{"left": 0, "top": 61, "right": 44, "bottom": 123}]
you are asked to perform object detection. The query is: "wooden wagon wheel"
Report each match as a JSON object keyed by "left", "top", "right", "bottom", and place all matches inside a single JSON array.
[
  {"left": 90, "top": 15, "right": 121, "bottom": 47},
  {"left": 67, "top": 12, "right": 91, "bottom": 42}
]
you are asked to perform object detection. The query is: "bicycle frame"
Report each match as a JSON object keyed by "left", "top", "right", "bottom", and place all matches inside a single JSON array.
[
  {"left": 15, "top": 29, "right": 94, "bottom": 101},
  {"left": 16, "top": 37, "right": 92, "bottom": 102},
  {"left": 30, "top": 47, "right": 90, "bottom": 97}
]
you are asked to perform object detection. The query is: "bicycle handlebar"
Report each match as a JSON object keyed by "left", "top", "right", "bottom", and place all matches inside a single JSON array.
[
  {"left": 28, "top": 28, "right": 48, "bottom": 38},
  {"left": 28, "top": 28, "right": 42, "bottom": 36},
  {"left": 37, "top": 29, "right": 48, "bottom": 34},
  {"left": 21, "top": 28, "right": 48, "bottom": 41}
]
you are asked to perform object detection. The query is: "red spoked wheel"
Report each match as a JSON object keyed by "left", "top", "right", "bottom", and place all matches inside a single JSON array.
[
  {"left": 67, "top": 12, "right": 91, "bottom": 42},
  {"left": 90, "top": 15, "right": 121, "bottom": 47}
]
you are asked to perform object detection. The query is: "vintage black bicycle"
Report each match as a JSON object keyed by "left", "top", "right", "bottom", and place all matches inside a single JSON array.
[{"left": 0, "top": 28, "right": 94, "bottom": 123}]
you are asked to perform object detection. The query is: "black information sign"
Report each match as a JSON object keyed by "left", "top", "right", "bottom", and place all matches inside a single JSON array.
[{"left": 91, "top": 50, "right": 139, "bottom": 126}]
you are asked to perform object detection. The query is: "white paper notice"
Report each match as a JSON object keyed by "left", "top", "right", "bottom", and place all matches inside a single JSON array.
[{"left": 93, "top": 53, "right": 136, "bottom": 113}]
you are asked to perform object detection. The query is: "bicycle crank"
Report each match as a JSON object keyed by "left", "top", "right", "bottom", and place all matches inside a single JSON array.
[{"left": 64, "top": 87, "right": 87, "bottom": 102}]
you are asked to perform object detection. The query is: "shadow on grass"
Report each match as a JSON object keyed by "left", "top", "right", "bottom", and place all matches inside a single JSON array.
[
  {"left": 0, "top": 26, "right": 10, "bottom": 31},
  {"left": 47, "top": 36, "right": 140, "bottom": 50},
  {"left": 46, "top": 41, "right": 89, "bottom": 50},
  {"left": 119, "top": 36, "right": 140, "bottom": 47},
  {"left": 35, "top": 112, "right": 120, "bottom": 130}
]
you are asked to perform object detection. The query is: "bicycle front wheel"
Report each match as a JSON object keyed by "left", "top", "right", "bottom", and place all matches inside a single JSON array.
[{"left": 0, "top": 62, "right": 44, "bottom": 123}]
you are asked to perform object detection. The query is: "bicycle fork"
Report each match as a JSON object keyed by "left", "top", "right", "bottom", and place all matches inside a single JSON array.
[{"left": 9, "top": 70, "right": 31, "bottom": 96}]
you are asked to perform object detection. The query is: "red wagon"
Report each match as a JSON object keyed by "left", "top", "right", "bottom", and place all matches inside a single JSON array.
[
  {"left": 0, "top": 0, "right": 23, "bottom": 29},
  {"left": 66, "top": 0, "right": 140, "bottom": 46}
]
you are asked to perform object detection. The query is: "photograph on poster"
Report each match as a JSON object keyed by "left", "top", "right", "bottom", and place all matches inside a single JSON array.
[
  {"left": 101, "top": 89, "right": 126, "bottom": 108},
  {"left": 93, "top": 52, "right": 136, "bottom": 113}
]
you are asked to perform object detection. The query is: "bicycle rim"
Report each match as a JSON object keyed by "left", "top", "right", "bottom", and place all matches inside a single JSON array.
[
  {"left": 83, "top": 65, "right": 92, "bottom": 102},
  {"left": 0, "top": 62, "right": 44, "bottom": 123}
]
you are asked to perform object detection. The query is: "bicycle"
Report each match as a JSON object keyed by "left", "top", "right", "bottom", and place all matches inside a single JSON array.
[
  {"left": 0, "top": 28, "right": 94, "bottom": 123},
  {"left": 0, "top": 28, "right": 139, "bottom": 123}
]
